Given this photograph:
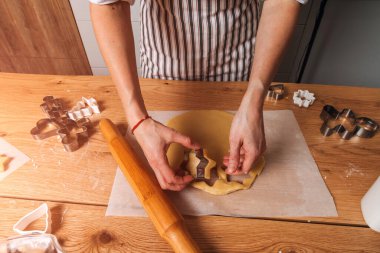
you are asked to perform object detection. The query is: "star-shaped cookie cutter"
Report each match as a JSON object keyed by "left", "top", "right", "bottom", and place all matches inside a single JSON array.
[
  {"left": 181, "top": 149, "right": 266, "bottom": 195},
  {"left": 320, "top": 105, "right": 378, "bottom": 140}
]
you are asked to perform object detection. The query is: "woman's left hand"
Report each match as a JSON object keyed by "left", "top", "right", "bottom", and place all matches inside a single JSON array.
[{"left": 224, "top": 89, "right": 267, "bottom": 175}]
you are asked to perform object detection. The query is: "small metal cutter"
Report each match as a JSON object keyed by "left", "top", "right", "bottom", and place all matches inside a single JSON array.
[
  {"left": 180, "top": 149, "right": 215, "bottom": 181},
  {"left": 194, "top": 149, "right": 209, "bottom": 180},
  {"left": 31, "top": 96, "right": 92, "bottom": 152},
  {"left": 267, "top": 84, "right": 285, "bottom": 100},
  {"left": 320, "top": 105, "right": 378, "bottom": 140},
  {"left": 40, "top": 96, "right": 66, "bottom": 119},
  {"left": 57, "top": 118, "right": 91, "bottom": 152}
]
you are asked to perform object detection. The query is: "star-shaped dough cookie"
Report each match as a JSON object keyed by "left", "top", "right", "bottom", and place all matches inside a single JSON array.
[
  {"left": 0, "top": 154, "right": 10, "bottom": 172},
  {"left": 191, "top": 156, "right": 266, "bottom": 195}
]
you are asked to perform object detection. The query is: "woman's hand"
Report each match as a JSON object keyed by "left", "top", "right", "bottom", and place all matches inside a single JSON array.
[
  {"left": 223, "top": 0, "right": 301, "bottom": 174},
  {"left": 134, "top": 118, "right": 200, "bottom": 191},
  {"left": 224, "top": 87, "right": 266, "bottom": 175}
]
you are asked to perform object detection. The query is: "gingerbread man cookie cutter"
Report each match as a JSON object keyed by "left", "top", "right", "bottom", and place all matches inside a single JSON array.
[
  {"left": 40, "top": 96, "right": 67, "bottom": 119},
  {"left": 31, "top": 96, "right": 92, "bottom": 152},
  {"left": 320, "top": 105, "right": 378, "bottom": 140},
  {"left": 57, "top": 118, "right": 91, "bottom": 152},
  {"left": 31, "top": 118, "right": 63, "bottom": 140}
]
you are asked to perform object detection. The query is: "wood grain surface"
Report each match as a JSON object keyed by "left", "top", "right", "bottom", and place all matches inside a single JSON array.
[
  {"left": 0, "top": 73, "right": 379, "bottom": 251},
  {"left": 0, "top": 0, "right": 91, "bottom": 75},
  {"left": 1, "top": 198, "right": 380, "bottom": 252}
]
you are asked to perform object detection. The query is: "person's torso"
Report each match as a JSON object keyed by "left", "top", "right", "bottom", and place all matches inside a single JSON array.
[{"left": 140, "top": 0, "right": 259, "bottom": 81}]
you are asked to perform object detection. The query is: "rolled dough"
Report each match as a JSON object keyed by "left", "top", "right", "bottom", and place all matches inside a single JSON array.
[{"left": 166, "top": 110, "right": 265, "bottom": 195}]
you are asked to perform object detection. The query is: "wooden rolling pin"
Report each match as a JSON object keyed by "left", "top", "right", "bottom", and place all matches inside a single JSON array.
[{"left": 100, "top": 119, "right": 200, "bottom": 253}]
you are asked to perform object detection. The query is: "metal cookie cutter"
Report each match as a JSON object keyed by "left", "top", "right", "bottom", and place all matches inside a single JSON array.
[
  {"left": 40, "top": 96, "right": 66, "bottom": 119},
  {"left": 31, "top": 118, "right": 63, "bottom": 140},
  {"left": 181, "top": 149, "right": 216, "bottom": 181},
  {"left": 57, "top": 118, "right": 90, "bottom": 152},
  {"left": 320, "top": 105, "right": 378, "bottom": 140},
  {"left": 31, "top": 96, "right": 92, "bottom": 151},
  {"left": 194, "top": 149, "right": 209, "bottom": 180},
  {"left": 267, "top": 84, "right": 285, "bottom": 100}
]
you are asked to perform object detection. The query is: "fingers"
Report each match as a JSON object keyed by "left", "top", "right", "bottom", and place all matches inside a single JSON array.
[
  {"left": 136, "top": 122, "right": 195, "bottom": 191},
  {"left": 241, "top": 152, "right": 256, "bottom": 174},
  {"left": 162, "top": 174, "right": 194, "bottom": 191},
  {"left": 171, "top": 131, "right": 200, "bottom": 150},
  {"left": 223, "top": 154, "right": 244, "bottom": 168},
  {"left": 175, "top": 169, "right": 188, "bottom": 177},
  {"left": 224, "top": 149, "right": 261, "bottom": 175},
  {"left": 151, "top": 154, "right": 193, "bottom": 191},
  {"left": 223, "top": 151, "right": 245, "bottom": 163},
  {"left": 226, "top": 141, "right": 241, "bottom": 174},
  {"left": 156, "top": 172, "right": 192, "bottom": 191}
]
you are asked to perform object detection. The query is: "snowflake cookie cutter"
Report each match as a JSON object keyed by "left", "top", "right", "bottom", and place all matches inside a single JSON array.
[
  {"left": 67, "top": 97, "right": 100, "bottom": 121},
  {"left": 320, "top": 105, "right": 378, "bottom": 140},
  {"left": 293, "top": 90, "right": 315, "bottom": 108}
]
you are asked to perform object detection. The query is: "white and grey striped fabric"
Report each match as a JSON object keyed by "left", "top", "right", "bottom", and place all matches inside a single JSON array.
[
  {"left": 140, "top": 0, "right": 259, "bottom": 81},
  {"left": 90, "top": 0, "right": 307, "bottom": 81}
]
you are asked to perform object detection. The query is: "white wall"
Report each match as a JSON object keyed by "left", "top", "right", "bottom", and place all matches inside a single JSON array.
[{"left": 69, "top": 0, "right": 141, "bottom": 76}]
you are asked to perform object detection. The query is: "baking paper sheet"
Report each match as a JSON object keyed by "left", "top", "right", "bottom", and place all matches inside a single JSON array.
[
  {"left": 106, "top": 110, "right": 338, "bottom": 217},
  {"left": 0, "top": 138, "right": 30, "bottom": 181}
]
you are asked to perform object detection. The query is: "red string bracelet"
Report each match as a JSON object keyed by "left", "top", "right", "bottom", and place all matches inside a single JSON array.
[{"left": 131, "top": 115, "right": 152, "bottom": 135}]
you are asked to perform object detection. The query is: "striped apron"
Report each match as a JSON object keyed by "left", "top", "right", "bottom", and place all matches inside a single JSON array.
[{"left": 140, "top": 0, "right": 260, "bottom": 81}]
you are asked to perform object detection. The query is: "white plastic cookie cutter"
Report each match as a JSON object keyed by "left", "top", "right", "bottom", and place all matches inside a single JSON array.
[
  {"left": 67, "top": 97, "right": 100, "bottom": 121},
  {"left": 1, "top": 203, "right": 64, "bottom": 253},
  {"left": 13, "top": 203, "right": 51, "bottom": 235},
  {"left": 293, "top": 90, "right": 316, "bottom": 108}
]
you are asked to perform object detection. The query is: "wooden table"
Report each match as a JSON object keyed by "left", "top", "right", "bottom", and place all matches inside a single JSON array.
[{"left": 0, "top": 73, "right": 379, "bottom": 252}]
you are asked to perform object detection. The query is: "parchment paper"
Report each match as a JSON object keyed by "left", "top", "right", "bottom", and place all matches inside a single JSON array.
[
  {"left": 0, "top": 138, "right": 30, "bottom": 181},
  {"left": 106, "top": 110, "right": 338, "bottom": 217}
]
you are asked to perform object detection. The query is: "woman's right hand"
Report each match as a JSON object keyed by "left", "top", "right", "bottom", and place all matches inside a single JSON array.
[{"left": 133, "top": 118, "right": 200, "bottom": 191}]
